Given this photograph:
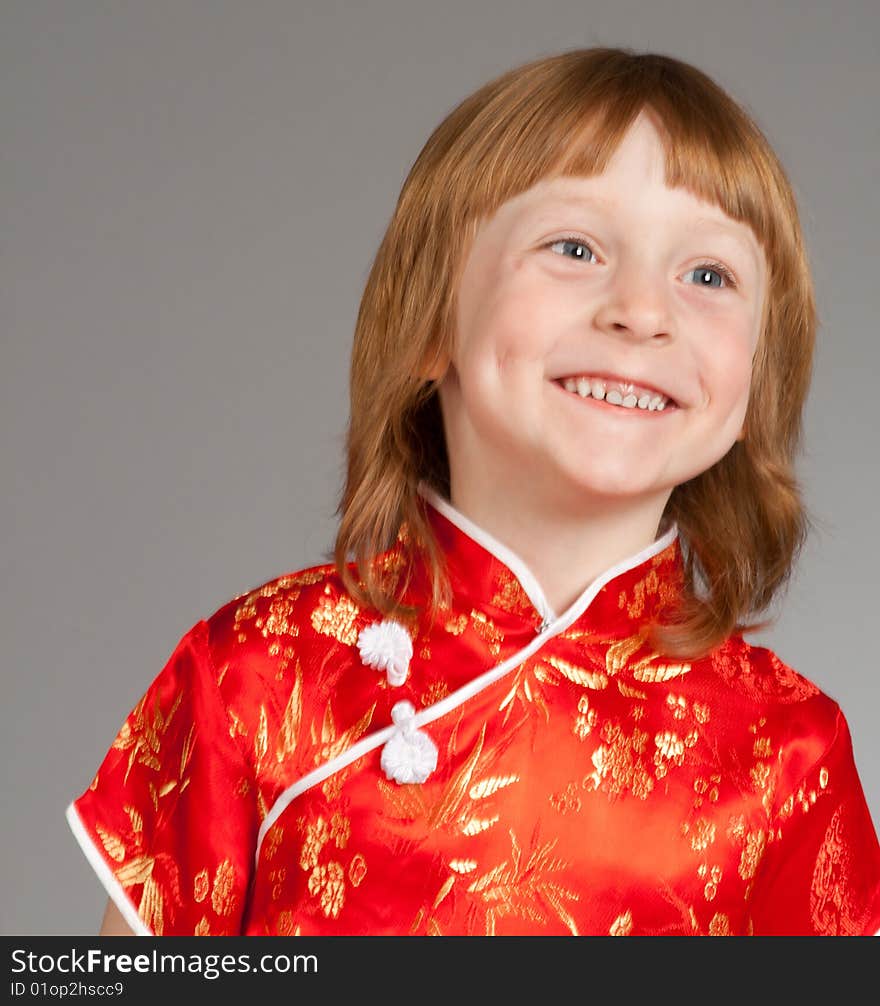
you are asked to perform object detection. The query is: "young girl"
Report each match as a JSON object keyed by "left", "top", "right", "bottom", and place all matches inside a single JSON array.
[{"left": 66, "top": 46, "right": 880, "bottom": 937}]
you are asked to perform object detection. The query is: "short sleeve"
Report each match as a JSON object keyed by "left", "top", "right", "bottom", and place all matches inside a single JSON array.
[
  {"left": 748, "top": 704, "right": 880, "bottom": 936},
  {"left": 65, "top": 620, "right": 260, "bottom": 936}
]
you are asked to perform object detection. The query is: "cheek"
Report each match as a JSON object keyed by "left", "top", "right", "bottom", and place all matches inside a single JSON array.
[
  {"left": 488, "top": 283, "right": 563, "bottom": 361},
  {"left": 461, "top": 294, "right": 553, "bottom": 376},
  {"left": 724, "top": 354, "right": 754, "bottom": 403},
  {"left": 699, "top": 321, "right": 756, "bottom": 408}
]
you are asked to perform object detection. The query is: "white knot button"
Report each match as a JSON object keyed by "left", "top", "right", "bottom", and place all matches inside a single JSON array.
[
  {"left": 380, "top": 701, "right": 438, "bottom": 784},
  {"left": 357, "top": 618, "right": 413, "bottom": 687}
]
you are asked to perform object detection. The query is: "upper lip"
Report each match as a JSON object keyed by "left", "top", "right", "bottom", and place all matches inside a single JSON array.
[{"left": 553, "top": 370, "right": 680, "bottom": 406}]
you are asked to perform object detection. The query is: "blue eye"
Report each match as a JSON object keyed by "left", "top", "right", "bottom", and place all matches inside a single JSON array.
[
  {"left": 547, "top": 237, "right": 597, "bottom": 263},
  {"left": 685, "top": 263, "right": 737, "bottom": 289}
]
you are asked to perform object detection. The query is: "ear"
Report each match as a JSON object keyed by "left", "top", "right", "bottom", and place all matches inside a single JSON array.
[{"left": 736, "top": 421, "right": 747, "bottom": 442}]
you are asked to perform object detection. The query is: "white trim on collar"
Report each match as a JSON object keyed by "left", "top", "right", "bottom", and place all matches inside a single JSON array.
[
  {"left": 417, "top": 480, "right": 679, "bottom": 632},
  {"left": 418, "top": 483, "right": 558, "bottom": 626}
]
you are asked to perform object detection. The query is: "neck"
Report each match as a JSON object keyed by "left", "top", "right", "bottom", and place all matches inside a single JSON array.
[{"left": 437, "top": 475, "right": 673, "bottom": 619}]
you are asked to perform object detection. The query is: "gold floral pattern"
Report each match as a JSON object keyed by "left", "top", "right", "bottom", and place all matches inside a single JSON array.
[
  {"left": 310, "top": 593, "right": 361, "bottom": 645},
  {"left": 211, "top": 859, "right": 237, "bottom": 917}
]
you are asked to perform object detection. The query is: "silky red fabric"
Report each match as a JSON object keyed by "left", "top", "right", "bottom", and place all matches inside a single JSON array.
[{"left": 68, "top": 495, "right": 880, "bottom": 935}]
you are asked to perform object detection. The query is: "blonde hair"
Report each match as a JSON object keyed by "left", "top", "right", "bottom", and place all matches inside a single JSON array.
[{"left": 331, "top": 46, "right": 817, "bottom": 660}]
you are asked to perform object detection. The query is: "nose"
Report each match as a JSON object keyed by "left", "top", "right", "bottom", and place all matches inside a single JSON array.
[{"left": 592, "top": 254, "right": 674, "bottom": 342}]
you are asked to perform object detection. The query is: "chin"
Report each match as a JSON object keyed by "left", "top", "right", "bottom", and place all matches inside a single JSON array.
[{"left": 545, "top": 473, "right": 662, "bottom": 507}]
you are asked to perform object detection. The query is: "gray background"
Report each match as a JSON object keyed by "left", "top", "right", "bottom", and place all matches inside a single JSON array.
[{"left": 2, "top": 1, "right": 877, "bottom": 937}]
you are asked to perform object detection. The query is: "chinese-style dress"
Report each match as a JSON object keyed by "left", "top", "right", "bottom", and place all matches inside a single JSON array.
[{"left": 66, "top": 485, "right": 880, "bottom": 936}]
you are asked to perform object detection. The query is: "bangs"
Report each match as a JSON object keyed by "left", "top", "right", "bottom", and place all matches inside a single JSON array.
[{"left": 452, "top": 51, "right": 794, "bottom": 291}]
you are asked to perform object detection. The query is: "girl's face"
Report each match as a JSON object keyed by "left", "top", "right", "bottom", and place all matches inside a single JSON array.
[{"left": 436, "top": 111, "right": 768, "bottom": 517}]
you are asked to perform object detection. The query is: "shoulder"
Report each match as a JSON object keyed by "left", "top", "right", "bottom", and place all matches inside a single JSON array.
[
  {"left": 703, "top": 632, "right": 843, "bottom": 763},
  {"left": 201, "top": 558, "right": 367, "bottom": 697},
  {"left": 185, "top": 557, "right": 403, "bottom": 799},
  {"left": 206, "top": 560, "right": 345, "bottom": 645}
]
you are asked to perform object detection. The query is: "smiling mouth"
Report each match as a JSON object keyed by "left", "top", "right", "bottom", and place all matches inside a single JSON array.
[{"left": 552, "top": 379, "right": 680, "bottom": 414}]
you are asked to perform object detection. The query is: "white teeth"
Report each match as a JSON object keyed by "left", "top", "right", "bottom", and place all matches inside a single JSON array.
[{"left": 558, "top": 376, "right": 673, "bottom": 411}]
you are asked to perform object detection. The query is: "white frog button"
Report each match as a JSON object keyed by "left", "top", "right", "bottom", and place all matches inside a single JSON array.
[
  {"left": 380, "top": 701, "right": 438, "bottom": 784},
  {"left": 357, "top": 618, "right": 413, "bottom": 687}
]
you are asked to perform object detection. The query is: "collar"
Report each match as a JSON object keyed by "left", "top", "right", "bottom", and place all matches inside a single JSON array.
[{"left": 414, "top": 481, "right": 684, "bottom": 640}]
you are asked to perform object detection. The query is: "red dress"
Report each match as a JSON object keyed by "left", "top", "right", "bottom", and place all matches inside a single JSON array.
[{"left": 66, "top": 486, "right": 880, "bottom": 935}]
